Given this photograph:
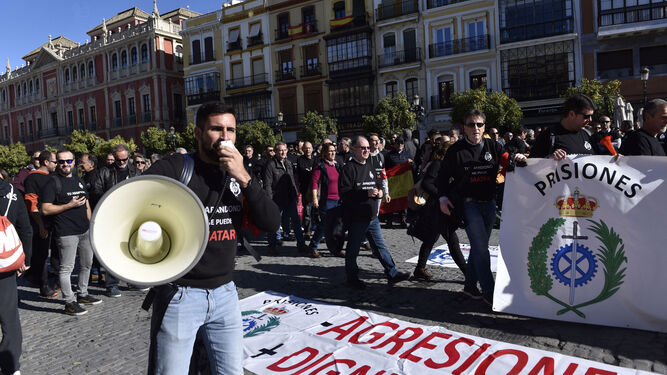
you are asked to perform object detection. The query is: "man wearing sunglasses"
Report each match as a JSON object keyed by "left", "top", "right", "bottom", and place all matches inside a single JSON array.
[
  {"left": 530, "top": 94, "right": 597, "bottom": 159},
  {"left": 94, "top": 144, "right": 141, "bottom": 297},
  {"left": 42, "top": 149, "right": 101, "bottom": 316}
]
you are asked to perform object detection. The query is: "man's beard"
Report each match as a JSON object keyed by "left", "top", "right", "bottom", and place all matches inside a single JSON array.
[{"left": 203, "top": 145, "right": 220, "bottom": 162}]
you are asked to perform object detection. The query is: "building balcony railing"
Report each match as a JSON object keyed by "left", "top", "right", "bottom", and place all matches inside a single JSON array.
[
  {"left": 141, "top": 111, "right": 152, "bottom": 123},
  {"left": 328, "top": 57, "right": 373, "bottom": 76},
  {"left": 329, "top": 104, "right": 375, "bottom": 121},
  {"left": 376, "top": 0, "right": 419, "bottom": 21},
  {"left": 186, "top": 91, "right": 221, "bottom": 106},
  {"left": 599, "top": 3, "right": 667, "bottom": 27},
  {"left": 597, "top": 68, "right": 633, "bottom": 80},
  {"left": 275, "top": 21, "right": 318, "bottom": 41},
  {"left": 227, "top": 40, "right": 243, "bottom": 52},
  {"left": 503, "top": 80, "right": 575, "bottom": 102},
  {"left": 226, "top": 73, "right": 269, "bottom": 90},
  {"left": 428, "top": 34, "right": 490, "bottom": 58},
  {"left": 127, "top": 114, "right": 137, "bottom": 125},
  {"left": 330, "top": 15, "right": 368, "bottom": 32},
  {"left": 77, "top": 122, "right": 86, "bottom": 130},
  {"left": 275, "top": 27, "right": 290, "bottom": 41},
  {"left": 377, "top": 48, "right": 421, "bottom": 68},
  {"left": 427, "top": 0, "right": 471, "bottom": 9},
  {"left": 66, "top": 124, "right": 74, "bottom": 133},
  {"left": 300, "top": 21, "right": 318, "bottom": 36},
  {"left": 189, "top": 52, "right": 216, "bottom": 65},
  {"left": 89, "top": 121, "right": 97, "bottom": 130},
  {"left": 430, "top": 95, "right": 452, "bottom": 110},
  {"left": 247, "top": 33, "right": 264, "bottom": 47},
  {"left": 112, "top": 117, "right": 123, "bottom": 127},
  {"left": 275, "top": 68, "right": 296, "bottom": 82},
  {"left": 38, "top": 128, "right": 60, "bottom": 138},
  {"left": 301, "top": 63, "right": 322, "bottom": 78},
  {"left": 500, "top": 17, "right": 574, "bottom": 44}
]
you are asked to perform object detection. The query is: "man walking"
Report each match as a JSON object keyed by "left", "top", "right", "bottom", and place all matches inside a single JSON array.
[
  {"left": 42, "top": 149, "right": 101, "bottom": 316},
  {"left": 619, "top": 99, "right": 667, "bottom": 156}
]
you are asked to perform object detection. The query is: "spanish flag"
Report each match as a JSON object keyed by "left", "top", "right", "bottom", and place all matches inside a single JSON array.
[
  {"left": 380, "top": 162, "right": 414, "bottom": 214},
  {"left": 330, "top": 15, "right": 354, "bottom": 29},
  {"left": 288, "top": 24, "right": 303, "bottom": 37}
]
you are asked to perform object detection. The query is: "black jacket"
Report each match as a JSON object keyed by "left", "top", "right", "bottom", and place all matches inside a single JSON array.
[
  {"left": 0, "top": 180, "right": 33, "bottom": 277},
  {"left": 94, "top": 164, "right": 140, "bottom": 196},
  {"left": 263, "top": 157, "right": 298, "bottom": 209}
]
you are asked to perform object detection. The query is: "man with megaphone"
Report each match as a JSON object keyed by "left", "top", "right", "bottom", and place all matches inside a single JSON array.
[{"left": 141, "top": 101, "right": 280, "bottom": 374}]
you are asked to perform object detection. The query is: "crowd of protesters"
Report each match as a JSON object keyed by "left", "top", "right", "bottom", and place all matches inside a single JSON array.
[{"left": 0, "top": 96, "right": 665, "bottom": 374}]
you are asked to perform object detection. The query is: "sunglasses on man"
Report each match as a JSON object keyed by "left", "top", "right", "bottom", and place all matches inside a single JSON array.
[
  {"left": 465, "top": 122, "right": 485, "bottom": 128},
  {"left": 57, "top": 159, "right": 74, "bottom": 165}
]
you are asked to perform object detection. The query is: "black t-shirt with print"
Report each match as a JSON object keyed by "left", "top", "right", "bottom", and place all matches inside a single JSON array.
[
  {"left": 530, "top": 123, "right": 595, "bottom": 158},
  {"left": 42, "top": 174, "right": 89, "bottom": 237},
  {"left": 339, "top": 158, "right": 383, "bottom": 222},
  {"left": 619, "top": 129, "right": 666, "bottom": 156}
]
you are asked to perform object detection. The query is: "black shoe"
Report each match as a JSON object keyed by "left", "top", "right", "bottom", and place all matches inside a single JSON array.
[
  {"left": 482, "top": 291, "right": 494, "bottom": 306},
  {"left": 387, "top": 271, "right": 410, "bottom": 285},
  {"left": 463, "top": 285, "right": 482, "bottom": 300},
  {"left": 77, "top": 294, "right": 103, "bottom": 305},
  {"left": 105, "top": 286, "right": 121, "bottom": 298},
  {"left": 64, "top": 301, "right": 88, "bottom": 316},
  {"left": 346, "top": 278, "right": 366, "bottom": 290}
]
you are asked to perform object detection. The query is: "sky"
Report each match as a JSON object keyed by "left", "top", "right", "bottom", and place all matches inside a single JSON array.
[{"left": 1, "top": 1, "right": 223, "bottom": 71}]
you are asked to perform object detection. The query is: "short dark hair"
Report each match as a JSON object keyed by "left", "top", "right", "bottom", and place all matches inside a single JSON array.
[
  {"left": 56, "top": 148, "right": 73, "bottom": 156},
  {"left": 112, "top": 144, "right": 130, "bottom": 154},
  {"left": 38, "top": 150, "right": 53, "bottom": 164},
  {"left": 643, "top": 99, "right": 667, "bottom": 121},
  {"left": 367, "top": 132, "right": 379, "bottom": 139},
  {"left": 464, "top": 109, "right": 486, "bottom": 124},
  {"left": 563, "top": 93, "right": 596, "bottom": 117},
  {"left": 195, "top": 101, "right": 235, "bottom": 129},
  {"left": 275, "top": 141, "right": 286, "bottom": 149}
]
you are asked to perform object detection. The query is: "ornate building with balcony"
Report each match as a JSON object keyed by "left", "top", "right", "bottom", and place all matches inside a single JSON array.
[
  {"left": 182, "top": 7, "right": 223, "bottom": 124},
  {"left": 423, "top": 0, "right": 497, "bottom": 130},
  {"left": 325, "top": 0, "right": 376, "bottom": 136},
  {"left": 0, "top": 4, "right": 196, "bottom": 149},
  {"left": 374, "top": 0, "right": 426, "bottom": 129},
  {"left": 222, "top": 0, "right": 273, "bottom": 126},
  {"left": 267, "top": 0, "right": 328, "bottom": 141},
  {"left": 497, "top": 0, "right": 581, "bottom": 126},
  {"left": 580, "top": 0, "right": 667, "bottom": 108}
]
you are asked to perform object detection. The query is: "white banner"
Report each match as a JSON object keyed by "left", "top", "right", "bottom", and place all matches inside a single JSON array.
[
  {"left": 241, "top": 291, "right": 654, "bottom": 374},
  {"left": 495, "top": 155, "right": 667, "bottom": 333},
  {"left": 405, "top": 244, "right": 499, "bottom": 272}
]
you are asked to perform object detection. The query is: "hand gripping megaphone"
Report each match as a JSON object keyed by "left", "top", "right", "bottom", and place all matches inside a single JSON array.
[{"left": 90, "top": 175, "right": 209, "bottom": 286}]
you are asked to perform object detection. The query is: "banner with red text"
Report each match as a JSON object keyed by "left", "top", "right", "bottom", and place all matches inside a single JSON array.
[
  {"left": 496, "top": 155, "right": 667, "bottom": 333},
  {"left": 241, "top": 291, "right": 653, "bottom": 374},
  {"left": 380, "top": 162, "right": 413, "bottom": 214}
]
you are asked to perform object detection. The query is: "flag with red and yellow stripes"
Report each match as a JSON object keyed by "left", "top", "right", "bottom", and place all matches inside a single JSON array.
[{"left": 380, "top": 162, "right": 414, "bottom": 214}]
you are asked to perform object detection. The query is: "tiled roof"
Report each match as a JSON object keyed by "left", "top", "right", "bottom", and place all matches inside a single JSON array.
[
  {"left": 87, "top": 7, "right": 151, "bottom": 35},
  {"left": 22, "top": 36, "right": 78, "bottom": 61},
  {"left": 161, "top": 8, "right": 202, "bottom": 19}
]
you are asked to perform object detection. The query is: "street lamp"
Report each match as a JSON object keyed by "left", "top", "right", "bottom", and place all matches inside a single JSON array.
[
  {"left": 410, "top": 94, "right": 426, "bottom": 142},
  {"left": 272, "top": 111, "right": 286, "bottom": 139},
  {"left": 640, "top": 67, "right": 650, "bottom": 107}
]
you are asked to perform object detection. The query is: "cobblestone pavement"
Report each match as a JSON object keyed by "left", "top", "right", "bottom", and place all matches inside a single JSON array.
[{"left": 12, "top": 226, "right": 667, "bottom": 374}]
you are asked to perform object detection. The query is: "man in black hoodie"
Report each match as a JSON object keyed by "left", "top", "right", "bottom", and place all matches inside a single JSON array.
[
  {"left": 0, "top": 178, "right": 32, "bottom": 375},
  {"left": 142, "top": 102, "right": 280, "bottom": 374}
]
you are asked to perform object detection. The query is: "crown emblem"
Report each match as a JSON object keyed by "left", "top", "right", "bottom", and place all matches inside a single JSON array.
[
  {"left": 263, "top": 307, "right": 288, "bottom": 316},
  {"left": 555, "top": 188, "right": 598, "bottom": 218}
]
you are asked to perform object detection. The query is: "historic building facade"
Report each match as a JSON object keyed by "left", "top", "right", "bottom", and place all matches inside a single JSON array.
[{"left": 0, "top": 4, "right": 197, "bottom": 149}]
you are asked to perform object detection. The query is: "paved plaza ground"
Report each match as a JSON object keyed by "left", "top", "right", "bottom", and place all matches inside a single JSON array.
[{"left": 12, "top": 226, "right": 667, "bottom": 374}]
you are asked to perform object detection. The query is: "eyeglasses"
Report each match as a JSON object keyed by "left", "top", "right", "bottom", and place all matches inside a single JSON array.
[
  {"left": 601, "top": 120, "right": 611, "bottom": 124},
  {"left": 465, "top": 122, "right": 485, "bottom": 128},
  {"left": 135, "top": 161, "right": 146, "bottom": 165},
  {"left": 116, "top": 158, "right": 129, "bottom": 162},
  {"left": 577, "top": 112, "right": 594, "bottom": 120},
  {"left": 357, "top": 146, "right": 370, "bottom": 150},
  {"left": 57, "top": 159, "right": 74, "bottom": 165}
]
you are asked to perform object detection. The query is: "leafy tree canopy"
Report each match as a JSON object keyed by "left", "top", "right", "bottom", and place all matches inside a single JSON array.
[
  {"left": 301, "top": 111, "right": 337, "bottom": 145},
  {"left": 0, "top": 143, "right": 31, "bottom": 175},
  {"left": 140, "top": 127, "right": 170, "bottom": 156},
  {"left": 236, "top": 121, "right": 280, "bottom": 153},
  {"left": 64, "top": 130, "right": 101, "bottom": 157},
  {"left": 178, "top": 123, "right": 197, "bottom": 152},
  {"left": 564, "top": 78, "right": 622, "bottom": 120},
  {"left": 363, "top": 92, "right": 416, "bottom": 139},
  {"left": 451, "top": 88, "right": 523, "bottom": 132},
  {"left": 93, "top": 135, "right": 137, "bottom": 160}
]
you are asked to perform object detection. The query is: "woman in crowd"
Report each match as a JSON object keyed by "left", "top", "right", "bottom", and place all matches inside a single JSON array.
[
  {"left": 308, "top": 142, "right": 345, "bottom": 257},
  {"left": 133, "top": 153, "right": 148, "bottom": 174},
  {"left": 412, "top": 140, "right": 466, "bottom": 281}
]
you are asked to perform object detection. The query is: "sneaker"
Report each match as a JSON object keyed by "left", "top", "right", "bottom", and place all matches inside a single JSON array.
[
  {"left": 129, "top": 285, "right": 150, "bottom": 292},
  {"left": 77, "top": 294, "right": 103, "bottom": 305},
  {"left": 482, "top": 291, "right": 494, "bottom": 306},
  {"left": 52, "top": 282, "right": 61, "bottom": 291},
  {"left": 346, "top": 278, "right": 366, "bottom": 290},
  {"left": 40, "top": 288, "right": 59, "bottom": 299},
  {"left": 105, "top": 286, "right": 121, "bottom": 298},
  {"left": 413, "top": 267, "right": 434, "bottom": 281},
  {"left": 309, "top": 250, "right": 321, "bottom": 258},
  {"left": 387, "top": 271, "right": 410, "bottom": 285},
  {"left": 463, "top": 285, "right": 482, "bottom": 300},
  {"left": 64, "top": 301, "right": 88, "bottom": 316}
]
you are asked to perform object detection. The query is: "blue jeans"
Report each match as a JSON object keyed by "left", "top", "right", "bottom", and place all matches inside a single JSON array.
[
  {"left": 155, "top": 281, "right": 242, "bottom": 375},
  {"left": 345, "top": 218, "right": 398, "bottom": 281},
  {"left": 463, "top": 199, "right": 496, "bottom": 293},
  {"left": 309, "top": 199, "right": 338, "bottom": 250},
  {"left": 269, "top": 200, "right": 305, "bottom": 248}
]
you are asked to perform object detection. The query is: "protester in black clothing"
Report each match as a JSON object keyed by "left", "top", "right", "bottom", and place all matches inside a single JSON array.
[
  {"left": 412, "top": 141, "right": 465, "bottom": 281},
  {"left": 506, "top": 127, "right": 530, "bottom": 156},
  {"left": 530, "top": 94, "right": 597, "bottom": 159},
  {"left": 78, "top": 154, "right": 100, "bottom": 208},
  {"left": 142, "top": 102, "right": 280, "bottom": 374},
  {"left": 590, "top": 116, "right": 621, "bottom": 155},
  {"left": 335, "top": 137, "right": 352, "bottom": 166},
  {"left": 0, "top": 179, "right": 32, "bottom": 375},
  {"left": 242, "top": 145, "right": 261, "bottom": 178},
  {"left": 438, "top": 109, "right": 526, "bottom": 306},
  {"left": 12, "top": 150, "right": 41, "bottom": 193},
  {"left": 296, "top": 142, "right": 316, "bottom": 238},
  {"left": 619, "top": 99, "right": 667, "bottom": 156},
  {"left": 416, "top": 129, "right": 440, "bottom": 171}
]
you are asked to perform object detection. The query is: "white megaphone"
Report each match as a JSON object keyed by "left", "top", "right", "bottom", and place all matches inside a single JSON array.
[{"left": 90, "top": 175, "right": 209, "bottom": 286}]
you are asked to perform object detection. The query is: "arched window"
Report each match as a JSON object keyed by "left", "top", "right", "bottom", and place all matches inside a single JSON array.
[
  {"left": 112, "top": 53, "right": 118, "bottom": 71},
  {"left": 121, "top": 50, "right": 128, "bottom": 68},
  {"left": 88, "top": 61, "right": 94, "bottom": 76},
  {"left": 80, "top": 63, "right": 86, "bottom": 78},
  {"left": 141, "top": 44, "right": 149, "bottom": 62},
  {"left": 131, "top": 47, "right": 138, "bottom": 66},
  {"left": 72, "top": 66, "right": 78, "bottom": 81},
  {"left": 65, "top": 69, "right": 70, "bottom": 83}
]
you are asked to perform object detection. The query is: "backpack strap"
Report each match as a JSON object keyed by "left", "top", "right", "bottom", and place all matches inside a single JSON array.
[
  {"left": 4, "top": 185, "right": 13, "bottom": 216},
  {"left": 179, "top": 153, "right": 195, "bottom": 185}
]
